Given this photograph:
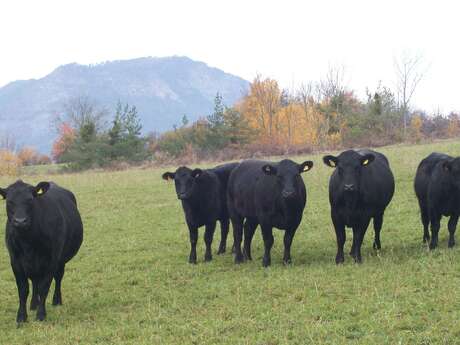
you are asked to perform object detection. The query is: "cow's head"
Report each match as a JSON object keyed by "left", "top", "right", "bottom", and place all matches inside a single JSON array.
[
  {"left": 442, "top": 157, "right": 460, "bottom": 189},
  {"left": 162, "top": 166, "right": 203, "bottom": 200},
  {"left": 0, "top": 180, "right": 50, "bottom": 229},
  {"left": 261, "top": 159, "right": 313, "bottom": 199},
  {"left": 323, "top": 150, "right": 375, "bottom": 193}
]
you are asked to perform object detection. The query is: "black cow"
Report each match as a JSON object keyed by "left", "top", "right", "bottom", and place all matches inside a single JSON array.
[
  {"left": 414, "top": 152, "right": 460, "bottom": 249},
  {"left": 227, "top": 159, "right": 313, "bottom": 267},
  {"left": 323, "top": 149, "right": 394, "bottom": 264},
  {"left": 0, "top": 180, "right": 83, "bottom": 324},
  {"left": 162, "top": 162, "right": 238, "bottom": 263}
]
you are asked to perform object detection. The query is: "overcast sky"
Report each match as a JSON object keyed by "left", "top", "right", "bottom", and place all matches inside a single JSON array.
[{"left": 0, "top": 0, "right": 458, "bottom": 113}]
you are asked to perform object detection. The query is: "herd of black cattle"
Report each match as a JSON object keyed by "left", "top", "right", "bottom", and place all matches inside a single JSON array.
[{"left": 0, "top": 149, "right": 459, "bottom": 324}]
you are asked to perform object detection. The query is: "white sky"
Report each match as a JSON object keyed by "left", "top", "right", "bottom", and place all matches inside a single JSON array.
[{"left": 0, "top": 0, "right": 458, "bottom": 113}]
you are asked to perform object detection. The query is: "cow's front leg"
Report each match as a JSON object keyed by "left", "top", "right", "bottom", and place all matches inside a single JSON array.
[
  {"left": 352, "top": 218, "right": 371, "bottom": 263},
  {"left": 204, "top": 222, "right": 216, "bottom": 262},
  {"left": 12, "top": 263, "right": 29, "bottom": 325},
  {"left": 188, "top": 226, "right": 198, "bottom": 264},
  {"left": 261, "top": 224, "right": 274, "bottom": 267},
  {"left": 283, "top": 228, "right": 297, "bottom": 265},
  {"left": 332, "top": 213, "right": 346, "bottom": 264},
  {"left": 36, "top": 273, "right": 53, "bottom": 321}
]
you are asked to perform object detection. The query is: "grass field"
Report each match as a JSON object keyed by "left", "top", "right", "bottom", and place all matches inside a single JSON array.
[{"left": 1, "top": 140, "right": 460, "bottom": 345}]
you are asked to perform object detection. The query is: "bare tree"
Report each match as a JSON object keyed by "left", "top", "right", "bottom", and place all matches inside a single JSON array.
[
  {"left": 394, "top": 51, "right": 428, "bottom": 137},
  {"left": 53, "top": 95, "right": 108, "bottom": 133},
  {"left": 0, "top": 131, "right": 17, "bottom": 151},
  {"left": 318, "top": 64, "right": 347, "bottom": 100}
]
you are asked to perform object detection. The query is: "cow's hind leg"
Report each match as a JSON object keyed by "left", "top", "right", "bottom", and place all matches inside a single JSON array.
[
  {"left": 447, "top": 214, "right": 458, "bottom": 248},
  {"left": 217, "top": 218, "right": 229, "bottom": 255},
  {"left": 231, "top": 215, "right": 244, "bottom": 264},
  {"left": 204, "top": 221, "right": 217, "bottom": 262},
  {"left": 30, "top": 279, "right": 39, "bottom": 310},
  {"left": 243, "top": 218, "right": 258, "bottom": 261},
  {"left": 52, "top": 264, "right": 65, "bottom": 306},
  {"left": 373, "top": 213, "right": 383, "bottom": 250},
  {"left": 420, "top": 203, "right": 430, "bottom": 243},
  {"left": 429, "top": 213, "right": 441, "bottom": 250}
]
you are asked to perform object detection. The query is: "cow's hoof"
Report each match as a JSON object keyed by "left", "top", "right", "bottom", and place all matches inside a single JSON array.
[
  {"left": 188, "top": 257, "right": 197, "bottom": 264},
  {"left": 335, "top": 255, "right": 344, "bottom": 265},
  {"left": 283, "top": 258, "right": 292, "bottom": 265},
  {"left": 204, "top": 254, "right": 212, "bottom": 262},
  {"left": 234, "top": 254, "right": 244, "bottom": 264},
  {"left": 448, "top": 239, "right": 455, "bottom": 248},
  {"left": 16, "top": 313, "right": 27, "bottom": 325},
  {"left": 216, "top": 247, "right": 225, "bottom": 255},
  {"left": 429, "top": 242, "right": 437, "bottom": 250},
  {"left": 373, "top": 242, "right": 381, "bottom": 250},
  {"left": 36, "top": 312, "right": 46, "bottom": 322},
  {"left": 262, "top": 257, "right": 271, "bottom": 267},
  {"left": 52, "top": 296, "right": 62, "bottom": 306}
]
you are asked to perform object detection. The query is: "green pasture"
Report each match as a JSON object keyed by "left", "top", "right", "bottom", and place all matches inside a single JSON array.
[{"left": 0, "top": 140, "right": 459, "bottom": 344}]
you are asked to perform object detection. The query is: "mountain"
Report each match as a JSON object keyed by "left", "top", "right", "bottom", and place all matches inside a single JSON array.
[{"left": 0, "top": 56, "right": 249, "bottom": 153}]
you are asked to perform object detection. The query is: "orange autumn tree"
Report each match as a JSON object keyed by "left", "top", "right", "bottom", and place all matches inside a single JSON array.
[
  {"left": 238, "top": 75, "right": 282, "bottom": 144},
  {"left": 0, "top": 149, "right": 21, "bottom": 176},
  {"left": 52, "top": 122, "right": 76, "bottom": 162},
  {"left": 17, "top": 146, "right": 39, "bottom": 166},
  {"left": 238, "top": 76, "right": 331, "bottom": 149}
]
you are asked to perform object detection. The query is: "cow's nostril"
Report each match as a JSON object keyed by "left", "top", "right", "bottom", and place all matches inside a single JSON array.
[
  {"left": 344, "top": 184, "right": 355, "bottom": 191},
  {"left": 13, "top": 217, "right": 27, "bottom": 225},
  {"left": 282, "top": 190, "right": 294, "bottom": 198}
]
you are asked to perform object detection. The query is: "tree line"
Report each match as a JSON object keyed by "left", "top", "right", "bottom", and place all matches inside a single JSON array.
[
  {"left": 1, "top": 56, "right": 459, "bottom": 174},
  {"left": 152, "top": 72, "right": 460, "bottom": 162}
]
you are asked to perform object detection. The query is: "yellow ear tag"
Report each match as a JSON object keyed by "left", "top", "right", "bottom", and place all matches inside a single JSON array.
[
  {"left": 362, "top": 159, "right": 369, "bottom": 166},
  {"left": 37, "top": 188, "right": 43, "bottom": 195},
  {"left": 329, "top": 160, "right": 336, "bottom": 167},
  {"left": 265, "top": 166, "right": 271, "bottom": 173},
  {"left": 303, "top": 165, "right": 310, "bottom": 172},
  {"left": 167, "top": 176, "right": 173, "bottom": 181}
]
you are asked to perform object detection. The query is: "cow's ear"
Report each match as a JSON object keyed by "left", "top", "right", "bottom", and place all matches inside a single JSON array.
[
  {"left": 33, "top": 182, "right": 50, "bottom": 197},
  {"left": 0, "top": 188, "right": 6, "bottom": 200},
  {"left": 192, "top": 169, "right": 203, "bottom": 178},
  {"left": 162, "top": 172, "right": 175, "bottom": 181},
  {"left": 323, "top": 155, "right": 338, "bottom": 168},
  {"left": 299, "top": 161, "right": 314, "bottom": 173},
  {"left": 443, "top": 160, "right": 452, "bottom": 172},
  {"left": 262, "top": 164, "right": 277, "bottom": 175},
  {"left": 361, "top": 154, "right": 375, "bottom": 166}
]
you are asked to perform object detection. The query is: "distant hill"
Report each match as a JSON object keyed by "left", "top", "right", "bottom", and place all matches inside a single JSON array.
[{"left": 0, "top": 56, "right": 249, "bottom": 153}]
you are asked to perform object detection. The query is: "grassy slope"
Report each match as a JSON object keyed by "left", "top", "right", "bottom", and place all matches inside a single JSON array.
[{"left": 0, "top": 140, "right": 460, "bottom": 345}]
